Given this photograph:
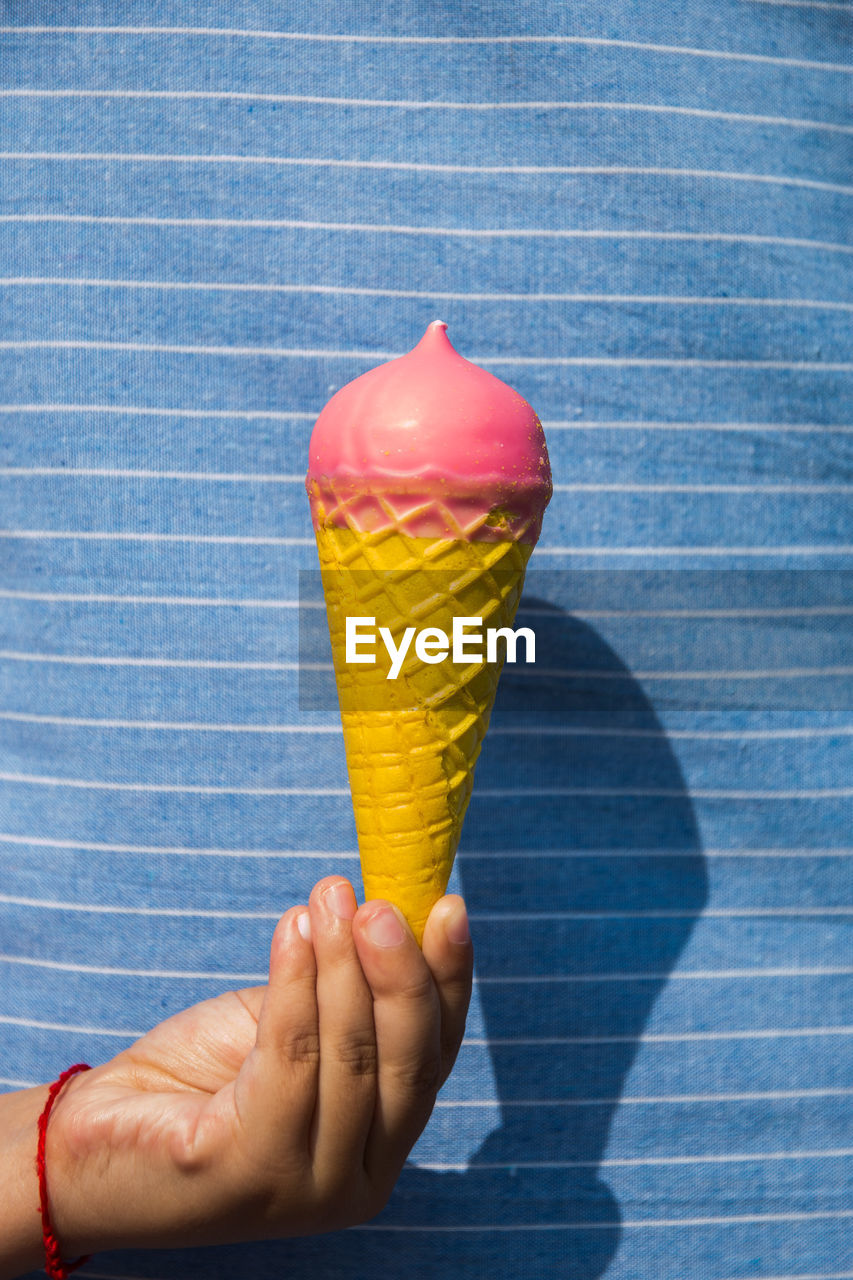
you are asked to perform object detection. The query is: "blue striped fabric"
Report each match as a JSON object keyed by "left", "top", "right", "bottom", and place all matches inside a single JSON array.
[{"left": 1, "top": 2, "right": 851, "bottom": 1277}]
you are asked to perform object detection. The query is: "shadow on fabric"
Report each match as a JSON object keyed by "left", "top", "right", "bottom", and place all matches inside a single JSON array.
[
  {"left": 358, "top": 604, "right": 709, "bottom": 1278},
  {"left": 245, "top": 604, "right": 706, "bottom": 1277},
  {"left": 80, "top": 604, "right": 707, "bottom": 1280}
]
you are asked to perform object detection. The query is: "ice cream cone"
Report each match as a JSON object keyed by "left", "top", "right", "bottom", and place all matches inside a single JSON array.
[{"left": 306, "top": 322, "right": 551, "bottom": 943}]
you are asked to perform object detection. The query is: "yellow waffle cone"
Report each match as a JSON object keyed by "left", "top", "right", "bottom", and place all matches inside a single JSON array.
[{"left": 315, "top": 523, "right": 533, "bottom": 944}]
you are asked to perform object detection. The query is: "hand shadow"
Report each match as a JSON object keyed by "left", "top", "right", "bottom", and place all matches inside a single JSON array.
[
  {"left": 263, "top": 596, "right": 707, "bottom": 1279},
  {"left": 72, "top": 596, "right": 707, "bottom": 1280},
  {"left": 364, "top": 599, "right": 708, "bottom": 1277}
]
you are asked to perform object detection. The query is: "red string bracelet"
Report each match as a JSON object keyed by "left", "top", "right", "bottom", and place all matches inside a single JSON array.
[{"left": 36, "top": 1063, "right": 93, "bottom": 1280}]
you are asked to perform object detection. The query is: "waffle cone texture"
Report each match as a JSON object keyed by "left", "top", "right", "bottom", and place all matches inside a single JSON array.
[{"left": 315, "top": 519, "right": 533, "bottom": 944}]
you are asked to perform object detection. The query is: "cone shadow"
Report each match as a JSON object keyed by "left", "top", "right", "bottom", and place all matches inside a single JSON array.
[
  {"left": 83, "top": 596, "right": 707, "bottom": 1280},
  {"left": 369, "top": 600, "right": 708, "bottom": 1277},
  {"left": 272, "top": 596, "right": 707, "bottom": 1278}
]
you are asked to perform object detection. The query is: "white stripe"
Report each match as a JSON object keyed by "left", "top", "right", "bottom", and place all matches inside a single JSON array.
[
  {"left": 0, "top": 832, "right": 848, "bottom": 860},
  {"left": 719, "top": 1272, "right": 853, "bottom": 1280},
  {"left": 3, "top": 467, "right": 851, "bottom": 492},
  {"left": 535, "top": 547, "right": 853, "bottom": 556},
  {"left": 0, "top": 710, "right": 339, "bottom": 730},
  {"left": 12, "top": 584, "right": 850, "bottom": 607},
  {"left": 0, "top": 969, "right": 849, "bottom": 998},
  {"left": 27, "top": 153, "right": 853, "bottom": 189},
  {"left": 0, "top": 465, "right": 304, "bottom": 480},
  {"left": 2, "top": 892, "right": 851, "bottom": 918},
  {"left": 0, "top": 28, "right": 849, "bottom": 74},
  {"left": 436, "top": 1089, "right": 853, "bottom": 1105},
  {"left": 477, "top": 847, "right": 853, "bottom": 858},
  {"left": 719, "top": 1273, "right": 853, "bottom": 1280},
  {"left": 1, "top": 217, "right": 850, "bottom": 255},
  {"left": 4, "top": 280, "right": 850, "bottom": 314},
  {"left": 2, "top": 98, "right": 851, "bottom": 135},
  {"left": 0, "top": 1015, "right": 848, "bottom": 1107},
  {"left": 10, "top": 534, "right": 845, "bottom": 556},
  {"left": 0, "top": 650, "right": 305, "bottom": 668},
  {"left": 478, "top": 968, "right": 853, "bottom": 982},
  {"left": 492, "top": 726, "right": 853, "bottom": 740},
  {"left": 0, "top": 766, "right": 332, "bottom": 793},
  {"left": 22, "top": 1212, "right": 853, "bottom": 1238},
  {"left": 1, "top": 597, "right": 851, "bottom": 623},
  {"left": 551, "top": 483, "right": 853, "bottom": 493},
  {"left": 6, "top": 340, "right": 853, "bottom": 376},
  {"left": 2, "top": 651, "right": 851, "bottom": 682},
  {"left": 4, "top": 963, "right": 853, "bottom": 1023},
  {"left": 2, "top": 772, "right": 851, "bottom": 798},
  {"left": 0, "top": 403, "right": 314, "bottom": 419},
  {"left": 0, "top": 831, "right": 353, "bottom": 857},
  {"left": 513, "top": 664, "right": 853, "bottom": 678},
  {"left": 0, "top": 588, "right": 313, "bottom": 606},
  {"left": 0, "top": 954, "right": 266, "bottom": 981},
  {"left": 455, "top": 847, "right": 853, "bottom": 858},
  {"left": 357, "top": 1210, "right": 853, "bottom": 1230},
  {"left": 4, "top": 339, "right": 853, "bottom": 370},
  {"left": 476, "top": 788, "right": 853, "bottom": 798},
  {"left": 473, "top": 909, "right": 853, "bottom": 918},
  {"left": 1, "top": 584, "right": 851, "bottom": 618},
  {"left": 0, "top": 892, "right": 279, "bottom": 917},
  {"left": 0, "top": 771, "right": 349, "bottom": 794},
  {"left": 746, "top": 0, "right": 853, "bottom": 7},
  {"left": 5, "top": 598, "right": 853, "bottom": 623},
  {"left": 363, "top": 1024, "right": 853, "bottom": 1041},
  {"left": 0, "top": 338, "right": 385, "bottom": 357},
  {"left": 6, "top": 466, "right": 853, "bottom": 492},
  {"left": 0, "top": 1012, "right": 141, "bottom": 1036},
  {"left": 0, "top": 529, "right": 314, "bottom": 545},
  {"left": 1, "top": 279, "right": 852, "bottom": 312},
  {"left": 427, "top": 1147, "right": 853, "bottom": 1169},
  {"left": 4, "top": 711, "right": 853, "bottom": 740},
  {"left": 2, "top": 956, "right": 851, "bottom": 1046},
  {"left": 529, "top": 607, "right": 853, "bottom": 619},
  {"left": 0, "top": 900, "right": 845, "bottom": 977},
  {"left": 0, "top": 1076, "right": 38, "bottom": 1088},
  {"left": 545, "top": 421, "right": 853, "bottom": 433}
]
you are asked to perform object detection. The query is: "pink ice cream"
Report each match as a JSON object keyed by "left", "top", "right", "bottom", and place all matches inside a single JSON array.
[{"left": 306, "top": 321, "right": 552, "bottom": 543}]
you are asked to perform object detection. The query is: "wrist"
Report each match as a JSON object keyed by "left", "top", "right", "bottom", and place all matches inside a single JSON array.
[
  {"left": 0, "top": 1085, "right": 53, "bottom": 1279},
  {"left": 40, "top": 1067, "right": 103, "bottom": 1264},
  {"left": 0, "top": 1071, "right": 101, "bottom": 1280},
  {"left": 39, "top": 1065, "right": 96, "bottom": 1275}
]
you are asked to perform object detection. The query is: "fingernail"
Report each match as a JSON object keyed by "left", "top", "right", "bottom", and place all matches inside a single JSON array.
[
  {"left": 445, "top": 901, "right": 470, "bottom": 945},
  {"left": 365, "top": 905, "right": 406, "bottom": 948},
  {"left": 322, "top": 880, "right": 356, "bottom": 920},
  {"left": 297, "top": 911, "right": 311, "bottom": 941}
]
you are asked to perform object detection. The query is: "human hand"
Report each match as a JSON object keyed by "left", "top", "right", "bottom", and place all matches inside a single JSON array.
[{"left": 41, "top": 878, "right": 473, "bottom": 1257}]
